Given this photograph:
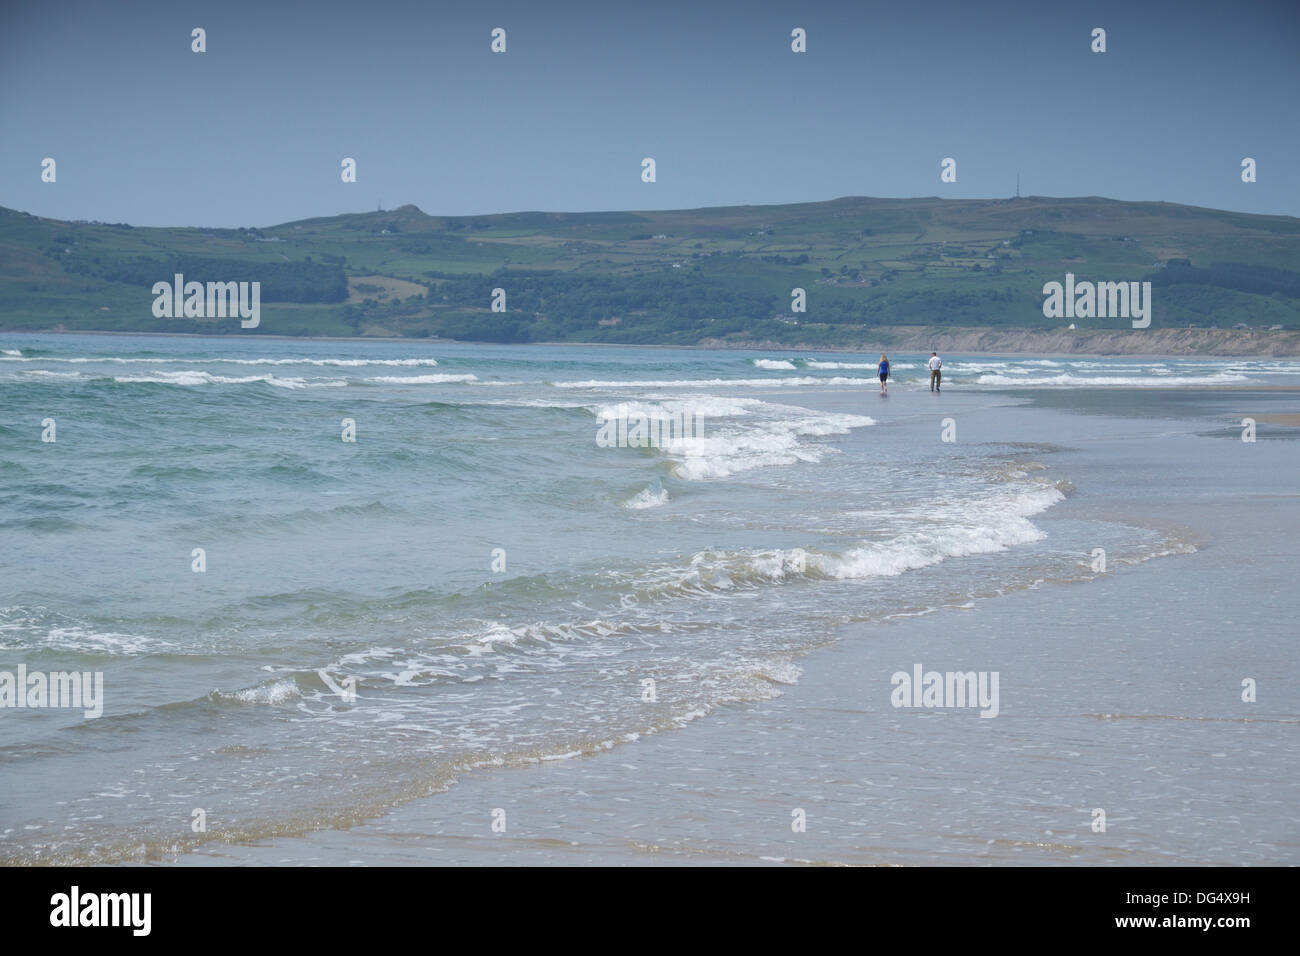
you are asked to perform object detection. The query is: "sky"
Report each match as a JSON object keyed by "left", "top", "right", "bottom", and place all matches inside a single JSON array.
[{"left": 1, "top": 0, "right": 1297, "bottom": 227}]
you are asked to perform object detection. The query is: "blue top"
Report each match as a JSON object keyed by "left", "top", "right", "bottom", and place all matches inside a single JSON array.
[{"left": 878, "top": 360, "right": 889, "bottom": 376}]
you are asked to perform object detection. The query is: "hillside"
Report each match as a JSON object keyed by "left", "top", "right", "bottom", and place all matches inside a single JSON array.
[{"left": 2, "top": 196, "right": 1298, "bottom": 352}]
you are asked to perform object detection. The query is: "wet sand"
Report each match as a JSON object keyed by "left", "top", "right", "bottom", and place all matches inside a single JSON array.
[
  {"left": 167, "top": 492, "right": 1299, "bottom": 866},
  {"left": 1124, "top": 385, "right": 1300, "bottom": 392},
  {"left": 160, "top": 391, "right": 1300, "bottom": 867}
]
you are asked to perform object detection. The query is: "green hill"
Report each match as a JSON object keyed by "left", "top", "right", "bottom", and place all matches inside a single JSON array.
[{"left": 2, "top": 195, "right": 1298, "bottom": 347}]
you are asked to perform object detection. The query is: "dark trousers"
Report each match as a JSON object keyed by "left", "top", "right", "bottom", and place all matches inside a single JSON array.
[{"left": 930, "top": 369, "right": 941, "bottom": 390}]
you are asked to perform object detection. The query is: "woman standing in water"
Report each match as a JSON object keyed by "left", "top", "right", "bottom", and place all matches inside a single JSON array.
[{"left": 878, "top": 354, "right": 890, "bottom": 394}]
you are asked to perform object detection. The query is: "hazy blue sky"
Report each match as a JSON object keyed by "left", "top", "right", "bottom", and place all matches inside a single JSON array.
[{"left": 2, "top": 0, "right": 1297, "bottom": 226}]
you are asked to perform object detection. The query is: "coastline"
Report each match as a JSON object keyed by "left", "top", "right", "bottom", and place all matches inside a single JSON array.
[
  {"left": 697, "top": 326, "right": 1300, "bottom": 359},
  {"left": 6, "top": 326, "right": 1300, "bottom": 361},
  {"left": 6, "top": 337, "right": 1295, "bottom": 866},
  {"left": 140, "top": 377, "right": 1299, "bottom": 866},
  {"left": 167, "top": 487, "right": 1298, "bottom": 867}
]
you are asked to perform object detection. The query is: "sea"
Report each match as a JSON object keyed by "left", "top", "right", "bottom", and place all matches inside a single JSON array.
[{"left": 2, "top": 333, "right": 1296, "bottom": 865}]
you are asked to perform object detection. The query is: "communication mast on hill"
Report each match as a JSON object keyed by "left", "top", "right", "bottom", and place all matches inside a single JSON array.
[{"left": 1015, "top": 174, "right": 1021, "bottom": 199}]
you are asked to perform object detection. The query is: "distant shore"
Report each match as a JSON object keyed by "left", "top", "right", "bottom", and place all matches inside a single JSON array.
[
  {"left": 6, "top": 325, "right": 1300, "bottom": 359},
  {"left": 702, "top": 326, "right": 1300, "bottom": 358}
]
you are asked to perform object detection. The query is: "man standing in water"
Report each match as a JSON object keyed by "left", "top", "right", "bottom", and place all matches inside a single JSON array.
[{"left": 928, "top": 351, "right": 943, "bottom": 392}]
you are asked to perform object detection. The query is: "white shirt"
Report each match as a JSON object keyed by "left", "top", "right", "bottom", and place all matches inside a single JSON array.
[{"left": 928, "top": 356, "right": 942, "bottom": 370}]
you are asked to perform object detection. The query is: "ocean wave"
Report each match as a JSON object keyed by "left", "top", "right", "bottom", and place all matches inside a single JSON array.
[
  {"left": 752, "top": 359, "right": 796, "bottom": 370},
  {"left": 111, "top": 371, "right": 347, "bottom": 388},
  {"left": 0, "top": 607, "right": 173, "bottom": 657},
  {"left": 2, "top": 355, "right": 440, "bottom": 367},
  {"left": 474, "top": 397, "right": 605, "bottom": 409},
  {"left": 556, "top": 376, "right": 877, "bottom": 389},
  {"left": 668, "top": 413, "right": 874, "bottom": 480},
  {"left": 213, "top": 358, "right": 440, "bottom": 367},
  {"left": 368, "top": 374, "right": 480, "bottom": 384},
  {"left": 805, "top": 359, "right": 883, "bottom": 370},
  {"left": 823, "top": 483, "right": 1065, "bottom": 578},
  {"left": 331, "top": 618, "right": 649, "bottom": 672},
  {"left": 217, "top": 677, "right": 303, "bottom": 705},
  {"left": 612, "top": 480, "right": 1067, "bottom": 606},
  {"left": 975, "top": 372, "right": 1250, "bottom": 387},
  {"left": 623, "top": 484, "right": 669, "bottom": 509},
  {"left": 592, "top": 397, "right": 874, "bottom": 479},
  {"left": 595, "top": 395, "right": 764, "bottom": 421}
]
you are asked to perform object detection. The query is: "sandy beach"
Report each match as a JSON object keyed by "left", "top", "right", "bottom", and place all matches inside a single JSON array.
[
  {"left": 4, "top": 336, "right": 1296, "bottom": 867},
  {"left": 170, "top": 482, "right": 1298, "bottom": 866}
]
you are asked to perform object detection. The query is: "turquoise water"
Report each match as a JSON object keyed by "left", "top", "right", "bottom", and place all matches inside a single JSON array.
[{"left": 1, "top": 334, "right": 1296, "bottom": 864}]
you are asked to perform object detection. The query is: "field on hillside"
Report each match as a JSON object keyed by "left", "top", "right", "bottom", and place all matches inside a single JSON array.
[{"left": 2, "top": 196, "right": 1298, "bottom": 344}]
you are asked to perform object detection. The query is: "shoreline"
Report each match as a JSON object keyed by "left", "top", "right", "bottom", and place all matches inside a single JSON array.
[
  {"left": 169, "top": 490, "right": 1298, "bottom": 867},
  {"left": 5, "top": 327, "right": 1299, "bottom": 362},
  {"left": 7, "top": 341, "right": 1294, "bottom": 866},
  {"left": 159, "top": 377, "right": 1298, "bottom": 865}
]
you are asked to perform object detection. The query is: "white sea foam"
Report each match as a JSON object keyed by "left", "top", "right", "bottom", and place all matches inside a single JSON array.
[
  {"left": 112, "top": 370, "right": 346, "bottom": 388},
  {"left": 369, "top": 373, "right": 479, "bottom": 384},
  {"left": 820, "top": 483, "right": 1065, "bottom": 578},
  {"left": 753, "top": 359, "right": 797, "bottom": 370},
  {"left": 113, "top": 371, "right": 248, "bottom": 386},
  {"left": 556, "top": 376, "right": 876, "bottom": 389},
  {"left": 643, "top": 481, "right": 1065, "bottom": 595},
  {"left": 1, "top": 624, "right": 173, "bottom": 657},
  {"left": 624, "top": 485, "right": 670, "bottom": 509},
  {"left": 595, "top": 395, "right": 763, "bottom": 421},
  {"left": 806, "top": 359, "right": 907, "bottom": 370},
  {"left": 220, "top": 358, "right": 440, "bottom": 367},
  {"left": 592, "top": 396, "right": 874, "bottom": 479},
  {"left": 228, "top": 678, "right": 302, "bottom": 705},
  {"left": 473, "top": 397, "right": 599, "bottom": 409},
  {"left": 677, "top": 412, "right": 873, "bottom": 479},
  {"left": 974, "top": 372, "right": 1249, "bottom": 387},
  {"left": 4, "top": 355, "right": 440, "bottom": 367}
]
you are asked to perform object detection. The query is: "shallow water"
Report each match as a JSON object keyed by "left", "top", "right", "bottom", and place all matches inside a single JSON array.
[{"left": 1, "top": 334, "right": 1296, "bottom": 864}]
